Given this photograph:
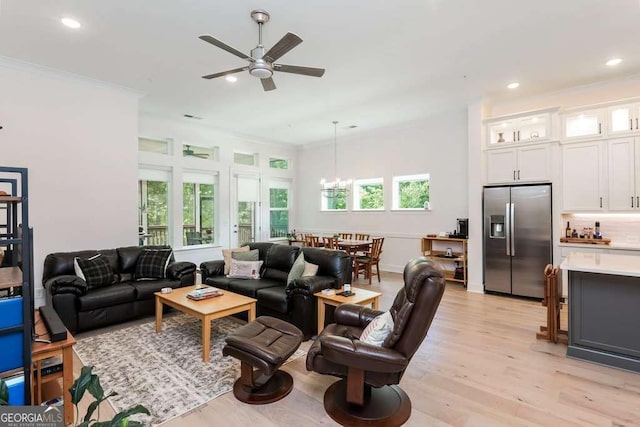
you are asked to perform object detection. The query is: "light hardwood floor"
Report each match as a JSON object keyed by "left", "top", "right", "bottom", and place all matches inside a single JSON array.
[{"left": 73, "top": 273, "right": 640, "bottom": 426}]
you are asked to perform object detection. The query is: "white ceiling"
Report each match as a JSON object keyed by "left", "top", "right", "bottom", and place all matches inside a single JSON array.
[{"left": 1, "top": 0, "right": 640, "bottom": 145}]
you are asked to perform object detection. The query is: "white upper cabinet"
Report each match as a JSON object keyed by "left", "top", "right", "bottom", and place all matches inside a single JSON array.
[
  {"left": 563, "top": 108, "right": 605, "bottom": 140},
  {"left": 562, "top": 140, "right": 606, "bottom": 211},
  {"left": 487, "top": 112, "right": 551, "bottom": 147},
  {"left": 608, "top": 137, "right": 640, "bottom": 210},
  {"left": 608, "top": 103, "right": 640, "bottom": 136},
  {"left": 486, "top": 144, "right": 550, "bottom": 184}
]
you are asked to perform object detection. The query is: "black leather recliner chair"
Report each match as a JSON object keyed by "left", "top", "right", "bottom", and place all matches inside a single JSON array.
[
  {"left": 306, "top": 257, "right": 445, "bottom": 426},
  {"left": 200, "top": 242, "right": 352, "bottom": 340},
  {"left": 43, "top": 245, "right": 196, "bottom": 334}
]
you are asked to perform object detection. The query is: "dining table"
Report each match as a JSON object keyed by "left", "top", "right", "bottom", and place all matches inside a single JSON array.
[{"left": 337, "top": 239, "right": 372, "bottom": 256}]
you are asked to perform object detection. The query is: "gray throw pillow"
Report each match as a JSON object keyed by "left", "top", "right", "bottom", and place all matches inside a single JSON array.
[
  {"left": 232, "top": 249, "right": 259, "bottom": 262},
  {"left": 287, "top": 252, "right": 305, "bottom": 285}
]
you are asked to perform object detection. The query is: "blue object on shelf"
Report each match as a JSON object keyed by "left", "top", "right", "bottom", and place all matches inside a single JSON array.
[
  {"left": 5, "top": 374, "right": 25, "bottom": 405},
  {"left": 0, "top": 296, "right": 24, "bottom": 372}
]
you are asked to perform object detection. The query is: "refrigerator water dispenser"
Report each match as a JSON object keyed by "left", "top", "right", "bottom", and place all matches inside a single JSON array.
[{"left": 490, "top": 215, "right": 505, "bottom": 238}]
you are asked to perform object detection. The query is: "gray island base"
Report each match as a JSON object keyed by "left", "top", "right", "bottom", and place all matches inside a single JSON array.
[{"left": 561, "top": 252, "right": 640, "bottom": 374}]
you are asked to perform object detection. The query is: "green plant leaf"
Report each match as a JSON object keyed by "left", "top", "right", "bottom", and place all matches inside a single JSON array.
[
  {"left": 70, "top": 366, "right": 95, "bottom": 405},
  {"left": 0, "top": 378, "right": 8, "bottom": 405},
  {"left": 83, "top": 400, "right": 101, "bottom": 423},
  {"left": 108, "top": 405, "right": 150, "bottom": 426},
  {"left": 87, "top": 374, "right": 105, "bottom": 401}
]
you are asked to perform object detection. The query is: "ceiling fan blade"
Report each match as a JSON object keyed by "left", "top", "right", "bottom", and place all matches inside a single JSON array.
[
  {"left": 261, "top": 77, "right": 276, "bottom": 91},
  {"left": 274, "top": 64, "right": 325, "bottom": 77},
  {"left": 199, "top": 35, "right": 253, "bottom": 62},
  {"left": 264, "top": 32, "right": 303, "bottom": 62},
  {"left": 202, "top": 66, "right": 249, "bottom": 79}
]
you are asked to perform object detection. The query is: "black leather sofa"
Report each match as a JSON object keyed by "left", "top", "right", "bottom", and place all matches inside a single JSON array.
[
  {"left": 200, "top": 242, "right": 352, "bottom": 340},
  {"left": 43, "top": 246, "right": 196, "bottom": 334}
]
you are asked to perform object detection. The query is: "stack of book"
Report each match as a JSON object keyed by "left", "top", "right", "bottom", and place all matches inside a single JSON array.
[{"left": 187, "top": 287, "right": 223, "bottom": 301}]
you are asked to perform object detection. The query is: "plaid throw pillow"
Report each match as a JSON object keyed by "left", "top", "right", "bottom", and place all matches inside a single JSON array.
[
  {"left": 135, "top": 248, "right": 173, "bottom": 280},
  {"left": 74, "top": 254, "right": 113, "bottom": 288}
]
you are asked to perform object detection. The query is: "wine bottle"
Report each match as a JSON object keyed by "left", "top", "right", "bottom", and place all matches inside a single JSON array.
[{"left": 565, "top": 221, "right": 572, "bottom": 238}]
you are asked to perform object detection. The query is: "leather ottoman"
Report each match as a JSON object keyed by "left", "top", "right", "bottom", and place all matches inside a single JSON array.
[{"left": 223, "top": 316, "right": 302, "bottom": 404}]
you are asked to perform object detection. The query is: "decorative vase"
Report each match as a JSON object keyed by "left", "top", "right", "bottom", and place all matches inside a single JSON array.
[{"left": 497, "top": 132, "right": 505, "bottom": 143}]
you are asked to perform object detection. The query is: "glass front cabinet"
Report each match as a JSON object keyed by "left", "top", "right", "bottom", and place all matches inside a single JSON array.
[
  {"left": 608, "top": 103, "right": 640, "bottom": 136},
  {"left": 563, "top": 108, "right": 605, "bottom": 140},
  {"left": 487, "top": 112, "right": 551, "bottom": 146}
]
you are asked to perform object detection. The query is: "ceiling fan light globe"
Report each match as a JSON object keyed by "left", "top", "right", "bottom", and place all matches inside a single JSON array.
[{"left": 250, "top": 68, "right": 273, "bottom": 79}]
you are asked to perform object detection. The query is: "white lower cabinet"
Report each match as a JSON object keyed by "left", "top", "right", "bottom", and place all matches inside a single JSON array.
[{"left": 486, "top": 144, "right": 550, "bottom": 184}]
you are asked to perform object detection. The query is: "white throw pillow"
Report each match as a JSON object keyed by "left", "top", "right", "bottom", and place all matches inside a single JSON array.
[
  {"left": 222, "top": 246, "right": 250, "bottom": 275},
  {"left": 287, "top": 252, "right": 306, "bottom": 285},
  {"left": 302, "top": 262, "right": 319, "bottom": 277},
  {"left": 227, "top": 259, "right": 263, "bottom": 279},
  {"left": 359, "top": 311, "right": 394, "bottom": 347}
]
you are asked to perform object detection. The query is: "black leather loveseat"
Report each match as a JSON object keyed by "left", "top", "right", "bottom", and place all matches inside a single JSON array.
[
  {"left": 200, "top": 242, "right": 352, "bottom": 340},
  {"left": 43, "top": 245, "right": 196, "bottom": 334}
]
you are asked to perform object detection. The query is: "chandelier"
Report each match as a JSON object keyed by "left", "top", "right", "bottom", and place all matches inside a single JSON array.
[{"left": 320, "top": 121, "right": 352, "bottom": 198}]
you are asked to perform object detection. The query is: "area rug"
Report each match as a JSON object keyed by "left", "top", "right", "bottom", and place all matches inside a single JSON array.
[{"left": 74, "top": 314, "right": 306, "bottom": 426}]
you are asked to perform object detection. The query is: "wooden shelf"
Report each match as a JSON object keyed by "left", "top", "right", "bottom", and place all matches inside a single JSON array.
[
  {"left": 421, "top": 236, "right": 468, "bottom": 287},
  {"left": 0, "top": 196, "right": 23, "bottom": 203},
  {"left": 0, "top": 266, "right": 23, "bottom": 289}
]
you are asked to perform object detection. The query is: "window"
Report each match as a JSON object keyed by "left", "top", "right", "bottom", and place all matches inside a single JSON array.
[
  {"left": 182, "top": 144, "right": 217, "bottom": 161},
  {"left": 269, "top": 181, "right": 290, "bottom": 239},
  {"left": 138, "top": 169, "right": 171, "bottom": 246},
  {"left": 392, "top": 174, "right": 430, "bottom": 210},
  {"left": 138, "top": 138, "right": 169, "bottom": 154},
  {"left": 234, "top": 152, "right": 257, "bottom": 166},
  {"left": 353, "top": 178, "right": 384, "bottom": 210},
  {"left": 183, "top": 173, "right": 215, "bottom": 246},
  {"left": 269, "top": 157, "right": 289, "bottom": 170},
  {"left": 321, "top": 183, "right": 348, "bottom": 211}
]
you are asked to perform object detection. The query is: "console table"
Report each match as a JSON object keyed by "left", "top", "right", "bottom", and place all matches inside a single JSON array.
[
  {"left": 421, "top": 236, "right": 468, "bottom": 286},
  {"left": 31, "top": 310, "right": 76, "bottom": 425}
]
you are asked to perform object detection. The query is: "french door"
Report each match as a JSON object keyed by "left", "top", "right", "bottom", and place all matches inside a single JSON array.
[{"left": 231, "top": 172, "right": 261, "bottom": 247}]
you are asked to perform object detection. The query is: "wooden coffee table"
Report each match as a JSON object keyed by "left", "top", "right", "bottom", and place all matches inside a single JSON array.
[
  {"left": 155, "top": 285, "right": 256, "bottom": 362},
  {"left": 314, "top": 286, "right": 381, "bottom": 334}
]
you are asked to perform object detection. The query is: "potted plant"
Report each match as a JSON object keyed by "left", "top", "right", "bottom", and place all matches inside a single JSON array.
[{"left": 70, "top": 366, "right": 149, "bottom": 427}]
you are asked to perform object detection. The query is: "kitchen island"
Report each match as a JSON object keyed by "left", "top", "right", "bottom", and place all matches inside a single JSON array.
[{"left": 560, "top": 252, "right": 640, "bottom": 373}]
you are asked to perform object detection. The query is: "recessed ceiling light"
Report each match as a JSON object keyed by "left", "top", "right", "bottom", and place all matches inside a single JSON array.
[
  {"left": 507, "top": 82, "right": 520, "bottom": 89},
  {"left": 225, "top": 75, "right": 238, "bottom": 83},
  {"left": 61, "top": 17, "right": 81, "bottom": 29},
  {"left": 606, "top": 58, "right": 622, "bottom": 67}
]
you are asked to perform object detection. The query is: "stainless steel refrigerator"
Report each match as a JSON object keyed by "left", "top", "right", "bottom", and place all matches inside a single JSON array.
[{"left": 483, "top": 184, "right": 552, "bottom": 298}]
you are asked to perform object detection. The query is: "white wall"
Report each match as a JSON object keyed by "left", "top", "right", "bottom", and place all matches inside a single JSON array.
[
  {"left": 295, "top": 109, "right": 469, "bottom": 273},
  {"left": 138, "top": 114, "right": 298, "bottom": 266},
  {"left": 0, "top": 59, "right": 140, "bottom": 305}
]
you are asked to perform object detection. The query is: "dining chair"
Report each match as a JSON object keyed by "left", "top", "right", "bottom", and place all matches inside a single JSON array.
[
  {"left": 354, "top": 233, "right": 370, "bottom": 241},
  {"left": 322, "top": 236, "right": 337, "bottom": 249},
  {"left": 339, "top": 233, "right": 353, "bottom": 240},
  {"left": 305, "top": 235, "right": 321, "bottom": 247},
  {"left": 353, "top": 237, "right": 384, "bottom": 284}
]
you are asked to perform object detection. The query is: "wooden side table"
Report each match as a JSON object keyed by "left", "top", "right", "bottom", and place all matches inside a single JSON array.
[
  {"left": 31, "top": 310, "right": 76, "bottom": 426},
  {"left": 314, "top": 287, "right": 382, "bottom": 334}
]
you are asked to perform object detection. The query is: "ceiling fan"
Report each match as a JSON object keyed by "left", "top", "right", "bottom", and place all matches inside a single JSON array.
[
  {"left": 183, "top": 145, "right": 209, "bottom": 159},
  {"left": 199, "top": 9, "right": 325, "bottom": 91}
]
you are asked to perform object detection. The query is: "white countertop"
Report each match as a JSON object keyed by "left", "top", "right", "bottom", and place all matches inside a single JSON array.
[
  {"left": 559, "top": 242, "right": 640, "bottom": 251},
  {"left": 560, "top": 252, "right": 640, "bottom": 277}
]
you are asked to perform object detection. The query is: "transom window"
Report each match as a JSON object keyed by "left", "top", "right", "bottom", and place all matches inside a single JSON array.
[
  {"left": 269, "top": 157, "right": 289, "bottom": 170},
  {"left": 234, "top": 152, "right": 257, "bottom": 166},
  {"left": 138, "top": 138, "right": 169, "bottom": 154},
  {"left": 392, "top": 174, "right": 430, "bottom": 210}
]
